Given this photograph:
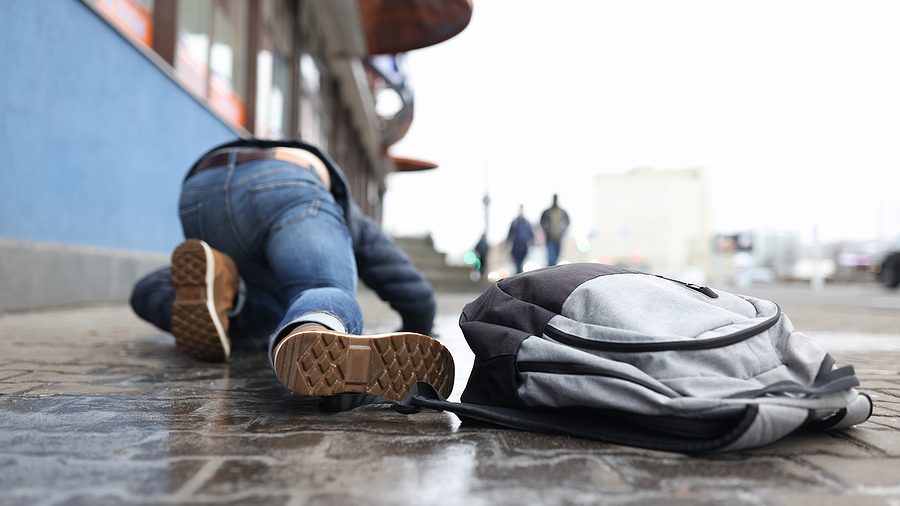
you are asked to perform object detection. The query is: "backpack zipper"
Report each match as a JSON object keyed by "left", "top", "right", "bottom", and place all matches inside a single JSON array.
[
  {"left": 653, "top": 274, "right": 719, "bottom": 299},
  {"left": 516, "top": 361, "right": 677, "bottom": 396},
  {"left": 543, "top": 304, "right": 781, "bottom": 352}
]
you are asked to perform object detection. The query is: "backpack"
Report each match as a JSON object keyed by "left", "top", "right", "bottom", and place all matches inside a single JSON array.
[{"left": 397, "top": 263, "right": 873, "bottom": 453}]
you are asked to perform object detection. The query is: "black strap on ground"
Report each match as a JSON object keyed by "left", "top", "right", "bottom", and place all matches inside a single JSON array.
[{"left": 392, "top": 382, "right": 760, "bottom": 454}]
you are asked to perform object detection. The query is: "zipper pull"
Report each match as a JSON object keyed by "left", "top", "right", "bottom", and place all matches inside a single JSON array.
[
  {"left": 652, "top": 274, "right": 720, "bottom": 299},
  {"left": 685, "top": 283, "right": 719, "bottom": 299}
]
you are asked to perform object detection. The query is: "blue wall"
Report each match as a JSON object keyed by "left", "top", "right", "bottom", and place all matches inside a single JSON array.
[{"left": 0, "top": 0, "right": 238, "bottom": 253}]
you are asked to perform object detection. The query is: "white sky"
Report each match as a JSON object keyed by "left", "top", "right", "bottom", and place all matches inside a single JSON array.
[{"left": 382, "top": 0, "right": 900, "bottom": 258}]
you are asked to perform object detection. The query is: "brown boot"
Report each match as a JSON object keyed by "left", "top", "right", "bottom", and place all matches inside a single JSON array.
[
  {"left": 170, "top": 239, "right": 239, "bottom": 361},
  {"left": 272, "top": 325, "right": 455, "bottom": 400}
]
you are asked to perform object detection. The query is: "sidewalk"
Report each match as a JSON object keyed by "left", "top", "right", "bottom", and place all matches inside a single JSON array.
[{"left": 1, "top": 290, "right": 899, "bottom": 505}]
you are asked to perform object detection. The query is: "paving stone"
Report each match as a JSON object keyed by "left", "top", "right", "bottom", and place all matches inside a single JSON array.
[
  {"left": 0, "top": 382, "right": 41, "bottom": 394},
  {"left": 742, "top": 430, "right": 874, "bottom": 458},
  {"left": 606, "top": 454, "right": 834, "bottom": 492},
  {"left": 23, "top": 383, "right": 141, "bottom": 395},
  {"left": 0, "top": 454, "right": 207, "bottom": 499},
  {"left": 869, "top": 418, "right": 900, "bottom": 431},
  {"left": 872, "top": 404, "right": 900, "bottom": 417},
  {"left": 842, "top": 428, "right": 900, "bottom": 456},
  {"left": 870, "top": 391, "right": 900, "bottom": 404},
  {"left": 0, "top": 492, "right": 50, "bottom": 506},
  {"left": 771, "top": 492, "right": 898, "bottom": 506},
  {"left": 803, "top": 455, "right": 900, "bottom": 488},
  {"left": 865, "top": 381, "right": 900, "bottom": 390},
  {"left": 11, "top": 371, "right": 130, "bottom": 384},
  {"left": 0, "top": 371, "right": 29, "bottom": 381},
  {"left": 864, "top": 418, "right": 900, "bottom": 431},
  {"left": 0, "top": 430, "right": 158, "bottom": 460},
  {"left": 50, "top": 495, "right": 155, "bottom": 506}
]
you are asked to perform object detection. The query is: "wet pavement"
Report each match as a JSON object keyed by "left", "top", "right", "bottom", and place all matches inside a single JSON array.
[{"left": 1, "top": 288, "right": 900, "bottom": 505}]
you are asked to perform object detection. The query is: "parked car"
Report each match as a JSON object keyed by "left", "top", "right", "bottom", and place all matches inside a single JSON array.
[
  {"left": 875, "top": 249, "right": 900, "bottom": 289},
  {"left": 835, "top": 240, "right": 882, "bottom": 283}
]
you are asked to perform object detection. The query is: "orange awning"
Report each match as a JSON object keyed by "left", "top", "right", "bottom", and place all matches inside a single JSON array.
[
  {"left": 358, "top": 0, "right": 473, "bottom": 55},
  {"left": 389, "top": 155, "right": 439, "bottom": 172}
]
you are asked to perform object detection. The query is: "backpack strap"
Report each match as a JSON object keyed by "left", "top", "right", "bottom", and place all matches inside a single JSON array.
[
  {"left": 317, "top": 383, "right": 871, "bottom": 453},
  {"left": 392, "top": 382, "right": 804, "bottom": 454},
  {"left": 804, "top": 392, "right": 873, "bottom": 431}
]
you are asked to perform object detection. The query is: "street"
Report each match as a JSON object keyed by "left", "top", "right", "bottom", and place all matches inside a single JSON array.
[{"left": 0, "top": 282, "right": 899, "bottom": 505}]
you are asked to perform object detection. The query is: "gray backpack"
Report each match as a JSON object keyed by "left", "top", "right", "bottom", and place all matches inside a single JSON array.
[{"left": 399, "top": 263, "right": 873, "bottom": 453}]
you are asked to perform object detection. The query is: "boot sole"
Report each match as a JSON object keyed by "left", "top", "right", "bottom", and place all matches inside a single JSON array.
[
  {"left": 171, "top": 240, "right": 230, "bottom": 361},
  {"left": 273, "top": 330, "right": 455, "bottom": 401}
]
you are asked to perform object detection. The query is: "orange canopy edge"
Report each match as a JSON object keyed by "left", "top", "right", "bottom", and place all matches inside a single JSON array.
[
  {"left": 358, "top": 0, "right": 474, "bottom": 55},
  {"left": 389, "top": 155, "right": 439, "bottom": 172}
]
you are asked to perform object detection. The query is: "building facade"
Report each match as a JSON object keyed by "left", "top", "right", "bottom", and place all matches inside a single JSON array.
[
  {"left": 0, "top": 0, "right": 471, "bottom": 312},
  {"left": 589, "top": 167, "right": 713, "bottom": 281}
]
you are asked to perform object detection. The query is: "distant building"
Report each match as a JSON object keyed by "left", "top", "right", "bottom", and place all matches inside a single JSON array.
[
  {"left": 590, "top": 167, "right": 712, "bottom": 279},
  {"left": 712, "top": 230, "right": 801, "bottom": 285},
  {"left": 0, "top": 0, "right": 472, "bottom": 312},
  {"left": 748, "top": 230, "right": 801, "bottom": 278}
]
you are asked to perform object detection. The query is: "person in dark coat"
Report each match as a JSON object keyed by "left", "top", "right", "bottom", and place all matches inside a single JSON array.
[
  {"left": 506, "top": 205, "right": 534, "bottom": 274},
  {"left": 130, "top": 138, "right": 453, "bottom": 402},
  {"left": 474, "top": 233, "right": 489, "bottom": 277},
  {"left": 539, "top": 193, "right": 570, "bottom": 266}
]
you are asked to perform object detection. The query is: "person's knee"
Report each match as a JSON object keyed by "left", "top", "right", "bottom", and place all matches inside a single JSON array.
[
  {"left": 130, "top": 273, "right": 152, "bottom": 317},
  {"left": 285, "top": 285, "right": 351, "bottom": 306},
  {"left": 130, "top": 267, "right": 174, "bottom": 331},
  {"left": 284, "top": 286, "right": 362, "bottom": 333}
]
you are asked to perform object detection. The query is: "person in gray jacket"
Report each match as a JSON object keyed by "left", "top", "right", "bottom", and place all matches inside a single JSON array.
[
  {"left": 539, "top": 194, "right": 570, "bottom": 267},
  {"left": 130, "top": 139, "right": 454, "bottom": 402}
]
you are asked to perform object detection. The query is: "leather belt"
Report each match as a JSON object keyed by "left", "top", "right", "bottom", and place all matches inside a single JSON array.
[
  {"left": 189, "top": 149, "right": 279, "bottom": 177},
  {"left": 187, "top": 147, "right": 330, "bottom": 191}
]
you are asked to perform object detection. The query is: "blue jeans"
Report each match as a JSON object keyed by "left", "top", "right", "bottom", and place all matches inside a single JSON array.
[
  {"left": 512, "top": 251, "right": 527, "bottom": 274},
  {"left": 132, "top": 151, "right": 362, "bottom": 358},
  {"left": 546, "top": 240, "right": 561, "bottom": 266}
]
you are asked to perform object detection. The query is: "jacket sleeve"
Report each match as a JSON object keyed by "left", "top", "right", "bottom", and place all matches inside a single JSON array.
[
  {"left": 351, "top": 211, "right": 436, "bottom": 335},
  {"left": 539, "top": 209, "right": 550, "bottom": 232}
]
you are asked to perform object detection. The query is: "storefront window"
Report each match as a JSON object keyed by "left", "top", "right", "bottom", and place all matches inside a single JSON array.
[
  {"left": 174, "top": 0, "right": 247, "bottom": 127},
  {"left": 175, "top": 0, "right": 210, "bottom": 98},
  {"left": 255, "top": 1, "right": 295, "bottom": 139},
  {"left": 93, "top": 0, "right": 155, "bottom": 48},
  {"left": 209, "top": 0, "right": 247, "bottom": 126},
  {"left": 297, "top": 2, "right": 328, "bottom": 149}
]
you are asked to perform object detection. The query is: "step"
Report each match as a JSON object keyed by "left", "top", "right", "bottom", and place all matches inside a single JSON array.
[{"left": 391, "top": 235, "right": 485, "bottom": 292}]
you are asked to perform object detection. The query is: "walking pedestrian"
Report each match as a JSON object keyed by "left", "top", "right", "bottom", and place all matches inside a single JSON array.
[
  {"left": 474, "top": 233, "right": 489, "bottom": 277},
  {"left": 539, "top": 194, "right": 570, "bottom": 266},
  {"left": 506, "top": 205, "right": 534, "bottom": 274}
]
